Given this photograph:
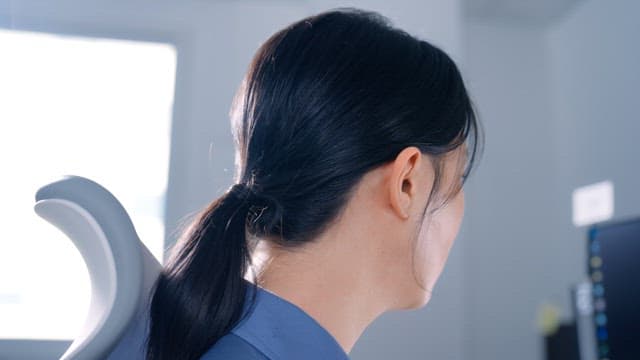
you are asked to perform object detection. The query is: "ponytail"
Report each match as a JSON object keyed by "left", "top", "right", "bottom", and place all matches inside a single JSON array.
[{"left": 146, "top": 184, "right": 259, "bottom": 360}]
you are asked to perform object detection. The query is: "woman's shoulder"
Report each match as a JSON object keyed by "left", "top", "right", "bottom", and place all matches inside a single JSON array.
[{"left": 199, "top": 332, "right": 268, "bottom": 360}]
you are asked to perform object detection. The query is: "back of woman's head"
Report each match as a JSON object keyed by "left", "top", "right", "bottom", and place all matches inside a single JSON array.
[{"left": 147, "top": 7, "right": 480, "bottom": 360}]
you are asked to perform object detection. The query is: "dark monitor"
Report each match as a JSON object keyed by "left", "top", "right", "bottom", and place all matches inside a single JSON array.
[{"left": 588, "top": 218, "right": 640, "bottom": 360}]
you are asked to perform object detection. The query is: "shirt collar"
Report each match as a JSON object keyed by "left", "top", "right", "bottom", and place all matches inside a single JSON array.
[{"left": 231, "top": 281, "right": 350, "bottom": 360}]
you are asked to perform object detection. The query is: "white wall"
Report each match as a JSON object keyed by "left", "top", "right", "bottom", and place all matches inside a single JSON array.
[
  {"left": 548, "top": 0, "right": 640, "bottom": 255},
  {"left": 461, "top": 18, "right": 557, "bottom": 360},
  {"left": 460, "top": 1, "right": 640, "bottom": 359}
]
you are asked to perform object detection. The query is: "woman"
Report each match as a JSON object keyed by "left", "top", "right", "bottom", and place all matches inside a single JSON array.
[{"left": 147, "top": 7, "right": 481, "bottom": 360}]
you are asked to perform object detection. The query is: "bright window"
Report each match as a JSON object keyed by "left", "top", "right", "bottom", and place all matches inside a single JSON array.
[{"left": 0, "top": 29, "right": 176, "bottom": 339}]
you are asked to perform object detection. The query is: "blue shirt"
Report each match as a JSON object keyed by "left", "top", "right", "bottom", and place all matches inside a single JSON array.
[{"left": 200, "top": 282, "right": 350, "bottom": 360}]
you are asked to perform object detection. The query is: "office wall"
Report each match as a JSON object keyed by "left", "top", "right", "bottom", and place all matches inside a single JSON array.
[
  {"left": 548, "top": 0, "right": 640, "bottom": 262},
  {"left": 460, "top": 1, "right": 640, "bottom": 359},
  {"left": 461, "top": 19, "right": 557, "bottom": 360}
]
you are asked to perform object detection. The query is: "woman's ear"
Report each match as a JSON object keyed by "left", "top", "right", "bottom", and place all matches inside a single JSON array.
[{"left": 387, "top": 147, "right": 432, "bottom": 220}]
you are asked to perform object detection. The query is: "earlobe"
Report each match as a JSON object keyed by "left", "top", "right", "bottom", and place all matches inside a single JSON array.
[{"left": 388, "top": 147, "right": 422, "bottom": 220}]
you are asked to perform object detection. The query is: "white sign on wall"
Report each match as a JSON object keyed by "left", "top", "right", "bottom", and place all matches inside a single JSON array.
[{"left": 572, "top": 180, "right": 615, "bottom": 227}]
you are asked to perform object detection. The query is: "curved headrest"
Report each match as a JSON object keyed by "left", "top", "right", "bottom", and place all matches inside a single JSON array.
[{"left": 34, "top": 175, "right": 158, "bottom": 360}]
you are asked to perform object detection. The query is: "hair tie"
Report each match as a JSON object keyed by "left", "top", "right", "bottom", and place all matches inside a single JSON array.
[{"left": 228, "top": 183, "right": 283, "bottom": 235}]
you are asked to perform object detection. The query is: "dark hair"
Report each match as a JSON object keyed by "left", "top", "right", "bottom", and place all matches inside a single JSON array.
[{"left": 147, "top": 7, "right": 482, "bottom": 360}]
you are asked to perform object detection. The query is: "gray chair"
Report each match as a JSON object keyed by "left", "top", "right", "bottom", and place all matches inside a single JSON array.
[{"left": 34, "top": 175, "right": 162, "bottom": 360}]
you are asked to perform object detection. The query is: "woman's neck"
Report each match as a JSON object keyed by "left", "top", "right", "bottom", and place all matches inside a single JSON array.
[{"left": 249, "top": 230, "right": 389, "bottom": 354}]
